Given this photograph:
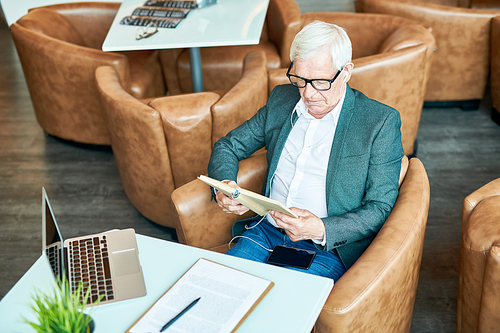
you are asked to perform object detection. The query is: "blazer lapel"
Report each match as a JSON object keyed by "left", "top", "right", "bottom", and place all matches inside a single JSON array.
[{"left": 325, "top": 84, "right": 356, "bottom": 207}]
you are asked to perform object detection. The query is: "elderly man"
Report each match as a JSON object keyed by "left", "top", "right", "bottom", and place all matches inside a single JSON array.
[{"left": 207, "top": 20, "right": 404, "bottom": 281}]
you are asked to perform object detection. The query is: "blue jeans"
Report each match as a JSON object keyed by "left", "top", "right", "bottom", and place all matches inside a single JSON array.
[{"left": 226, "top": 218, "right": 346, "bottom": 281}]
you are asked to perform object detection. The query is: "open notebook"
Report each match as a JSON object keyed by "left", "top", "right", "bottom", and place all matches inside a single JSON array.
[{"left": 198, "top": 175, "right": 298, "bottom": 218}]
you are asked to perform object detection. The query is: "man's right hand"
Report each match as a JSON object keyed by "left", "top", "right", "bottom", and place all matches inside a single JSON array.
[{"left": 215, "top": 180, "right": 250, "bottom": 215}]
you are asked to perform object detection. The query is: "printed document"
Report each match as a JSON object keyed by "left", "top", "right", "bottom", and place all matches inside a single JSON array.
[{"left": 127, "top": 258, "right": 273, "bottom": 333}]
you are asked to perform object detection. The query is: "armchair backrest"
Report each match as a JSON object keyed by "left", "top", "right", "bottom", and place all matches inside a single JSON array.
[
  {"left": 32, "top": 2, "right": 120, "bottom": 49},
  {"left": 491, "top": 16, "right": 500, "bottom": 115},
  {"left": 265, "top": 0, "right": 302, "bottom": 67},
  {"left": 10, "top": 9, "right": 129, "bottom": 145},
  {"left": 303, "top": 12, "right": 423, "bottom": 59},
  {"left": 96, "top": 66, "right": 219, "bottom": 242},
  {"left": 211, "top": 51, "right": 269, "bottom": 145},
  {"left": 148, "top": 93, "right": 220, "bottom": 188},
  {"left": 363, "top": 0, "right": 500, "bottom": 103},
  {"left": 95, "top": 66, "right": 179, "bottom": 227},
  {"left": 458, "top": 178, "right": 500, "bottom": 333},
  {"left": 16, "top": 8, "right": 86, "bottom": 45},
  {"left": 357, "top": 0, "right": 467, "bottom": 12}
]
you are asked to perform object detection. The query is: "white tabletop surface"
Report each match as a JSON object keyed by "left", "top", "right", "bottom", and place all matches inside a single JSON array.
[
  {"left": 102, "top": 0, "right": 269, "bottom": 51},
  {"left": 0, "top": 234, "right": 333, "bottom": 333},
  {"left": 0, "top": 0, "right": 121, "bottom": 26}
]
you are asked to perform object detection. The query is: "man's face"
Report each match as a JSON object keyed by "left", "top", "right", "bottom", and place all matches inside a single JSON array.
[{"left": 293, "top": 49, "right": 348, "bottom": 119}]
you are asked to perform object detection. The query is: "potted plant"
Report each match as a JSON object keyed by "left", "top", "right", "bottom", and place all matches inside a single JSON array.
[{"left": 24, "top": 274, "right": 101, "bottom": 333}]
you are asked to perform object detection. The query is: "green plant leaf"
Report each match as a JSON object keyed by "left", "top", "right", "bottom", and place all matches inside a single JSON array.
[{"left": 23, "top": 272, "right": 101, "bottom": 333}]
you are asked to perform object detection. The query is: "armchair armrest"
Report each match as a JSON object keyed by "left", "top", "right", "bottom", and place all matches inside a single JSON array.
[
  {"left": 479, "top": 245, "right": 500, "bottom": 331},
  {"left": 459, "top": 181, "right": 500, "bottom": 332},
  {"left": 316, "top": 158, "right": 430, "bottom": 332},
  {"left": 462, "top": 178, "right": 500, "bottom": 228},
  {"left": 171, "top": 152, "right": 268, "bottom": 249}
]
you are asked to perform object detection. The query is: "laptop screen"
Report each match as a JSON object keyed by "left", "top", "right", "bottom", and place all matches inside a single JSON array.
[
  {"left": 45, "top": 201, "right": 62, "bottom": 247},
  {"left": 42, "top": 187, "right": 64, "bottom": 278}
]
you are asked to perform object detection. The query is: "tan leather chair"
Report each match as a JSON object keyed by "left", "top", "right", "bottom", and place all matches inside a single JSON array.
[
  {"left": 361, "top": 0, "right": 500, "bottom": 110},
  {"left": 269, "top": 12, "right": 436, "bottom": 156},
  {"left": 95, "top": 51, "right": 268, "bottom": 242},
  {"left": 490, "top": 16, "right": 500, "bottom": 125},
  {"left": 158, "top": 0, "right": 302, "bottom": 95},
  {"left": 457, "top": 178, "right": 500, "bottom": 333},
  {"left": 10, "top": 2, "right": 165, "bottom": 145},
  {"left": 171, "top": 156, "right": 430, "bottom": 332}
]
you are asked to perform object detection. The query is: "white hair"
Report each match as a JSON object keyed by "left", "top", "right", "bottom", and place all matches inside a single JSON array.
[{"left": 289, "top": 20, "right": 352, "bottom": 71}]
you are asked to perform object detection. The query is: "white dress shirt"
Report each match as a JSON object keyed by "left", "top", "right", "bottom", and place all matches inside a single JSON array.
[{"left": 266, "top": 91, "right": 345, "bottom": 244}]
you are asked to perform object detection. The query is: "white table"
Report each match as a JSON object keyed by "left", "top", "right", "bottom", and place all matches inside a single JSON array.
[
  {"left": 0, "top": 234, "right": 333, "bottom": 333},
  {"left": 102, "top": 0, "right": 269, "bottom": 92},
  {"left": 0, "top": 0, "right": 121, "bottom": 26}
]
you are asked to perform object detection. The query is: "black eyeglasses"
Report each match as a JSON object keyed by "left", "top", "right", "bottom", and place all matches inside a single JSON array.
[{"left": 286, "top": 62, "right": 343, "bottom": 91}]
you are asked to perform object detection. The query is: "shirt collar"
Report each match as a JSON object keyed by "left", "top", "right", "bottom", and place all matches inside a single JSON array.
[{"left": 295, "top": 88, "right": 346, "bottom": 121}]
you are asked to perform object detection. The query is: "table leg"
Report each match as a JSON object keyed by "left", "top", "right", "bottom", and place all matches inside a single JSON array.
[{"left": 189, "top": 47, "right": 204, "bottom": 92}]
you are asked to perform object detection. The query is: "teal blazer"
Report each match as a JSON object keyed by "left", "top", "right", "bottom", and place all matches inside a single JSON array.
[{"left": 208, "top": 84, "right": 404, "bottom": 269}]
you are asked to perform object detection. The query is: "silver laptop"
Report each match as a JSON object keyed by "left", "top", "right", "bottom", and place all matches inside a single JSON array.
[{"left": 41, "top": 187, "right": 147, "bottom": 306}]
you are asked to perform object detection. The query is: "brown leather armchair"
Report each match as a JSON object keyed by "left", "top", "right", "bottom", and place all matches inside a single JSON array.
[
  {"left": 268, "top": 12, "right": 436, "bottom": 157},
  {"left": 10, "top": 2, "right": 165, "bottom": 145},
  {"left": 171, "top": 155, "right": 430, "bottom": 332},
  {"left": 158, "top": 0, "right": 302, "bottom": 95},
  {"left": 490, "top": 16, "right": 500, "bottom": 125},
  {"left": 95, "top": 51, "right": 268, "bottom": 242},
  {"left": 457, "top": 178, "right": 500, "bottom": 333},
  {"left": 361, "top": 0, "right": 500, "bottom": 110}
]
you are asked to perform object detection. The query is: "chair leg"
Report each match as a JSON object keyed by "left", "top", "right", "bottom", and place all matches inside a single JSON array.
[
  {"left": 459, "top": 99, "right": 481, "bottom": 111},
  {"left": 407, "top": 139, "right": 418, "bottom": 159},
  {"left": 492, "top": 108, "right": 500, "bottom": 126},
  {"left": 423, "top": 99, "right": 481, "bottom": 111}
]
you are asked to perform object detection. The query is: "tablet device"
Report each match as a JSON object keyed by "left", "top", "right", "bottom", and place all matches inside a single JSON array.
[{"left": 266, "top": 245, "right": 316, "bottom": 270}]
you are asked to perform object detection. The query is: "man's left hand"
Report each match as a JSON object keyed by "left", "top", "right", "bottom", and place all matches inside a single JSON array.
[{"left": 270, "top": 208, "right": 325, "bottom": 242}]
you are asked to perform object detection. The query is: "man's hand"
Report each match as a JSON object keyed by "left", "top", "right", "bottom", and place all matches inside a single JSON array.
[
  {"left": 215, "top": 180, "right": 250, "bottom": 215},
  {"left": 270, "top": 208, "right": 325, "bottom": 242}
]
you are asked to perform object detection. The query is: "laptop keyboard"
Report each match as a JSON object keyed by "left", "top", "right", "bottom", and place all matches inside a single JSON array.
[
  {"left": 68, "top": 236, "right": 114, "bottom": 304},
  {"left": 46, "top": 244, "right": 59, "bottom": 276}
]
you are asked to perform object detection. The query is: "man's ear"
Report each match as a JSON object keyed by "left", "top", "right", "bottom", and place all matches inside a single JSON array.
[{"left": 343, "top": 62, "right": 354, "bottom": 82}]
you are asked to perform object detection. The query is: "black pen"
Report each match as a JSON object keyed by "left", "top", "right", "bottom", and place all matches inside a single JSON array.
[{"left": 160, "top": 297, "right": 201, "bottom": 332}]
